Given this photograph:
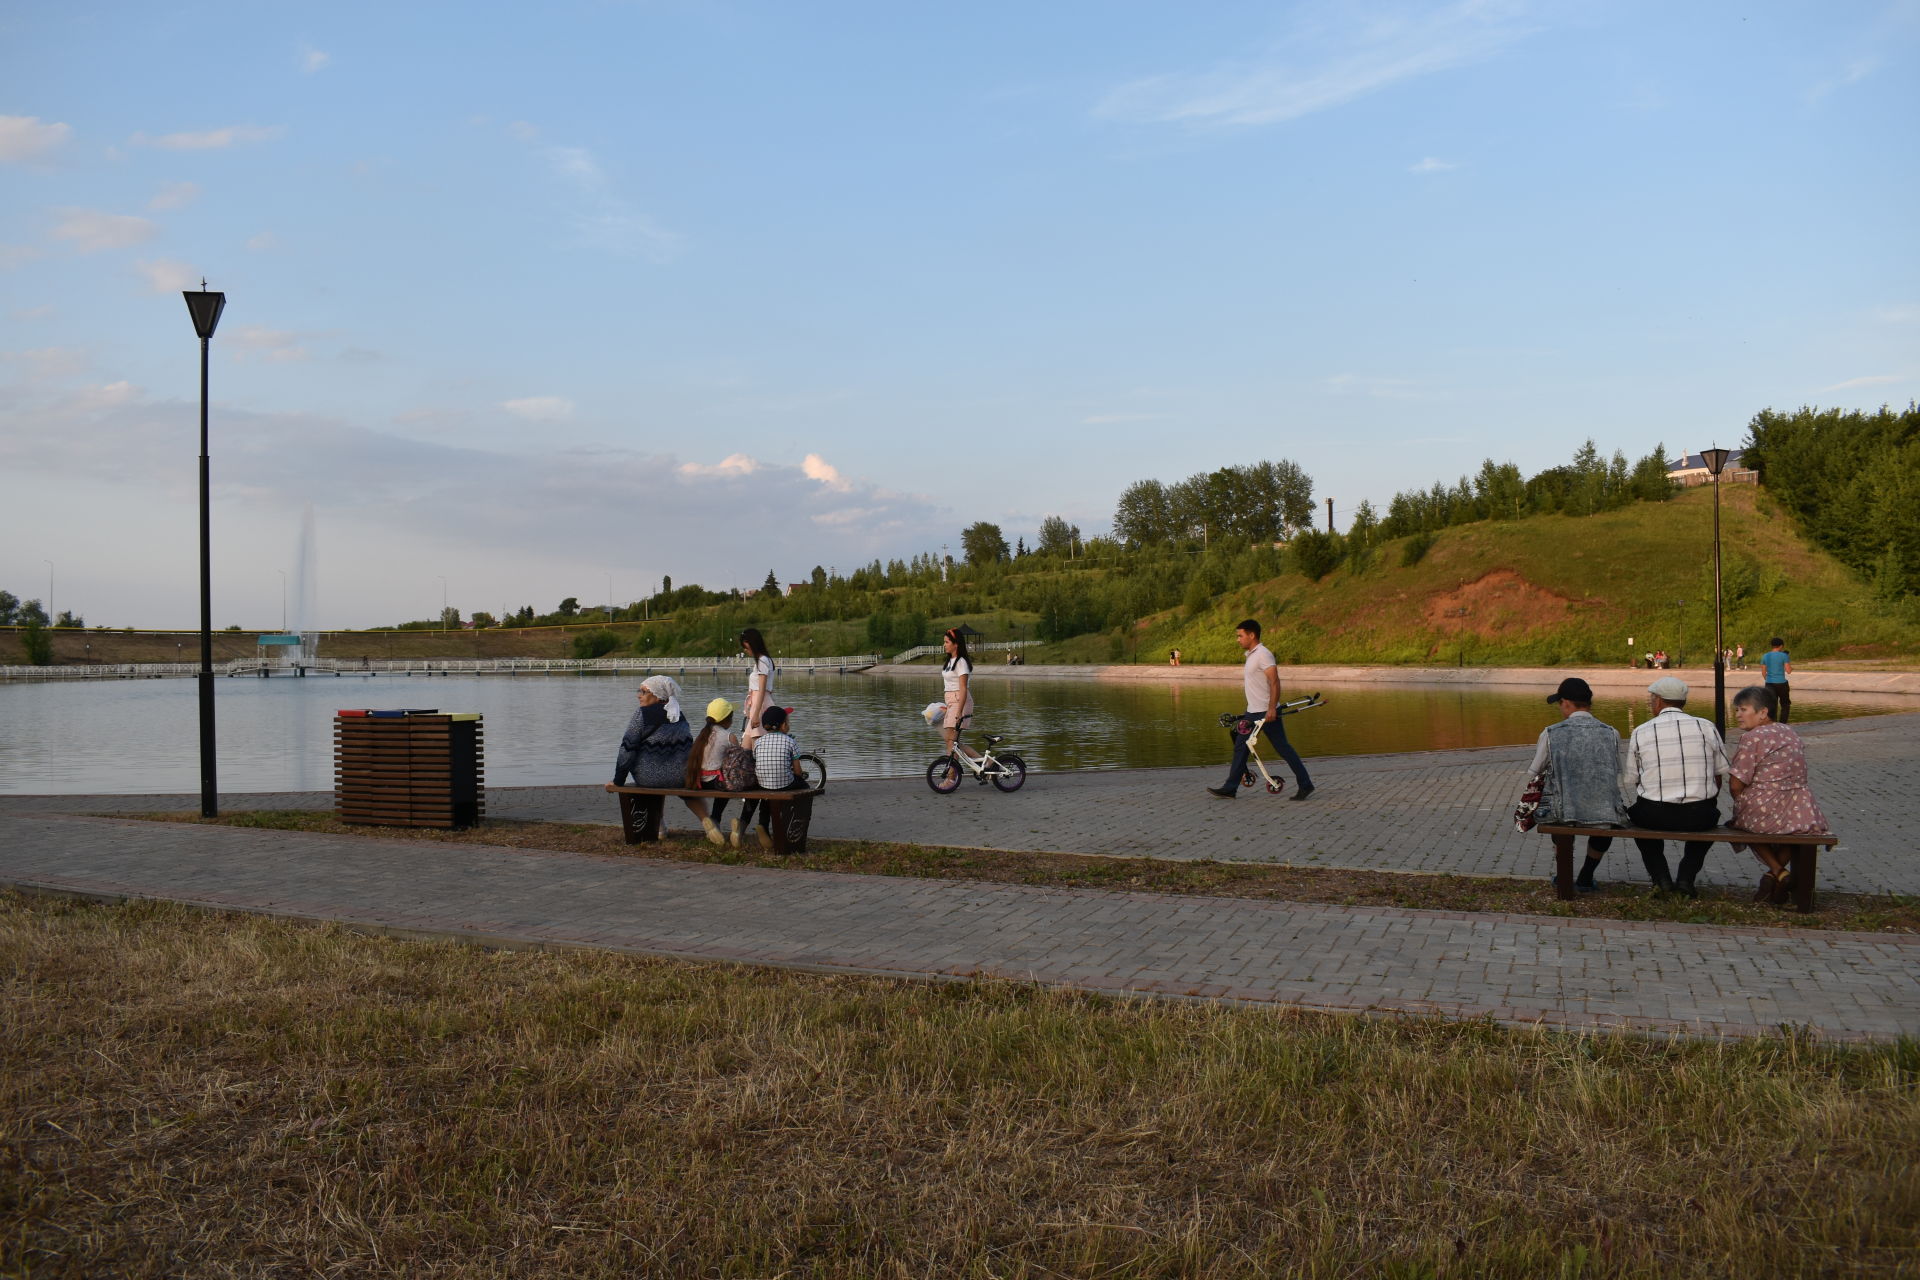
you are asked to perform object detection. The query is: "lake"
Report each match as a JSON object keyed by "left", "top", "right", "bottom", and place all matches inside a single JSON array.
[{"left": 0, "top": 670, "right": 1907, "bottom": 795}]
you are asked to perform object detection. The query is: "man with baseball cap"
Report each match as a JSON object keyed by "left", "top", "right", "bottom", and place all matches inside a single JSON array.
[
  {"left": 1622, "top": 675, "right": 1729, "bottom": 896},
  {"left": 1526, "top": 676, "right": 1626, "bottom": 892}
]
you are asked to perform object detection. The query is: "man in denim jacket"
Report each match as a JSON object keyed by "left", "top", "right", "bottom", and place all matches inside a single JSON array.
[{"left": 1527, "top": 677, "right": 1626, "bottom": 892}]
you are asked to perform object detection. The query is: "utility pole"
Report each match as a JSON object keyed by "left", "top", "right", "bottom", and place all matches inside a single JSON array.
[
  {"left": 1327, "top": 497, "right": 1334, "bottom": 534},
  {"left": 941, "top": 543, "right": 949, "bottom": 583}
]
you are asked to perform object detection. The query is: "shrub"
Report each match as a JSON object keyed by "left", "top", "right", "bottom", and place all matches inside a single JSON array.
[
  {"left": 1401, "top": 532, "right": 1435, "bottom": 567},
  {"left": 21, "top": 616, "right": 52, "bottom": 665},
  {"left": 571, "top": 630, "right": 621, "bottom": 659}
]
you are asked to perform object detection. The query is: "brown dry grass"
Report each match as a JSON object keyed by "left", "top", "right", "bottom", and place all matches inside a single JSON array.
[
  {"left": 4, "top": 891, "right": 1916, "bottom": 1278},
  {"left": 143, "top": 811, "right": 1920, "bottom": 936}
]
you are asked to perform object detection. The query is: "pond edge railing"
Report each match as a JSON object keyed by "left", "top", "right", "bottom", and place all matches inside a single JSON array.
[{"left": 0, "top": 655, "right": 886, "bottom": 682}]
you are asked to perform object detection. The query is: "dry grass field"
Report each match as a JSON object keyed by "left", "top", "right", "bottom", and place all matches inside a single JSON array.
[{"left": 4, "top": 888, "right": 1917, "bottom": 1278}]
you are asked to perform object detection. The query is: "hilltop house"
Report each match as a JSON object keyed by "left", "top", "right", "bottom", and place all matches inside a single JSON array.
[{"left": 1667, "top": 450, "right": 1757, "bottom": 488}]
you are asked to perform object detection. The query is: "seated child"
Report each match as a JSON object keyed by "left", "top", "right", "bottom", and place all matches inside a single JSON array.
[{"left": 749, "top": 705, "right": 808, "bottom": 851}]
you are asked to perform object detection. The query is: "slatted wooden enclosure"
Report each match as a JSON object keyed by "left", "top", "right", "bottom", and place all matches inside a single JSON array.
[{"left": 333, "top": 711, "right": 484, "bottom": 828}]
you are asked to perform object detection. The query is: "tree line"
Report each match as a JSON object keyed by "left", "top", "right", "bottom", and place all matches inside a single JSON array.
[
  {"left": 1375, "top": 441, "right": 1676, "bottom": 539},
  {"left": 1744, "top": 403, "right": 1919, "bottom": 602}
]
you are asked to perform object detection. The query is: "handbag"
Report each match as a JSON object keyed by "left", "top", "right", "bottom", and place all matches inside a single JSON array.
[{"left": 1513, "top": 771, "right": 1546, "bottom": 833}]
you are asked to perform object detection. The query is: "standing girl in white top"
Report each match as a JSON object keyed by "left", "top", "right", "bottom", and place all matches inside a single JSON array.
[
  {"left": 740, "top": 627, "right": 775, "bottom": 731},
  {"left": 940, "top": 627, "right": 976, "bottom": 760}
]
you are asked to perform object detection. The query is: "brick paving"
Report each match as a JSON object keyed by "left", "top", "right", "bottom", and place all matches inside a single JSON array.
[{"left": 3, "top": 714, "right": 1915, "bottom": 1042}]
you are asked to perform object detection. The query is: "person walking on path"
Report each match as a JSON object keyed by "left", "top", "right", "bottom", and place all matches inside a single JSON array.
[
  {"left": 1208, "top": 618, "right": 1314, "bottom": 801},
  {"left": 1622, "top": 675, "right": 1729, "bottom": 897},
  {"left": 1527, "top": 676, "right": 1626, "bottom": 892},
  {"left": 939, "top": 627, "right": 978, "bottom": 761},
  {"left": 1761, "top": 637, "right": 1792, "bottom": 723},
  {"left": 739, "top": 628, "right": 776, "bottom": 731}
]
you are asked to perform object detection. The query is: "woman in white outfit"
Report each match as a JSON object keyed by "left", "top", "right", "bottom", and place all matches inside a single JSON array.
[{"left": 940, "top": 628, "right": 976, "bottom": 760}]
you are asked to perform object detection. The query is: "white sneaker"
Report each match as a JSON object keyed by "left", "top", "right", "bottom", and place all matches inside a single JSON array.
[
  {"left": 728, "top": 819, "right": 742, "bottom": 849},
  {"left": 702, "top": 818, "right": 723, "bottom": 847}
]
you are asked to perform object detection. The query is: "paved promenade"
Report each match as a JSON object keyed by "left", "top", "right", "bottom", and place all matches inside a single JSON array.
[{"left": 3, "top": 714, "right": 1915, "bottom": 1042}]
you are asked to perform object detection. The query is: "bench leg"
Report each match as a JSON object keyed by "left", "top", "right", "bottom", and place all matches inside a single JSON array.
[
  {"left": 766, "top": 799, "right": 790, "bottom": 855},
  {"left": 1791, "top": 845, "right": 1818, "bottom": 914},
  {"left": 1552, "top": 833, "right": 1576, "bottom": 901},
  {"left": 618, "top": 793, "right": 664, "bottom": 844}
]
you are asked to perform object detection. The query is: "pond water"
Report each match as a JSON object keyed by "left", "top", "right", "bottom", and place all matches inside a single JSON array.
[{"left": 0, "top": 671, "right": 1908, "bottom": 795}]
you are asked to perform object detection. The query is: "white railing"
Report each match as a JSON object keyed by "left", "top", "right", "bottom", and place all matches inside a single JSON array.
[
  {"left": 0, "top": 654, "right": 885, "bottom": 681},
  {"left": 889, "top": 640, "right": 1031, "bottom": 663}
]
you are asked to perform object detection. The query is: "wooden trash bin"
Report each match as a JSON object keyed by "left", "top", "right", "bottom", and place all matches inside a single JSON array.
[{"left": 334, "top": 710, "right": 484, "bottom": 829}]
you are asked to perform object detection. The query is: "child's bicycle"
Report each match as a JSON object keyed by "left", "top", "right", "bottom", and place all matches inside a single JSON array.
[
  {"left": 926, "top": 733, "right": 1027, "bottom": 794},
  {"left": 1218, "top": 693, "right": 1326, "bottom": 795}
]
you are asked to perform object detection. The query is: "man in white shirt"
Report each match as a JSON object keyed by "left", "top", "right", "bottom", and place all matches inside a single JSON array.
[
  {"left": 1622, "top": 675, "right": 1729, "bottom": 897},
  {"left": 1207, "top": 618, "right": 1315, "bottom": 801}
]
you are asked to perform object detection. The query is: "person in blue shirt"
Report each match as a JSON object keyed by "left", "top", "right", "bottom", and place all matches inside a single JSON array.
[{"left": 1760, "top": 637, "right": 1793, "bottom": 723}]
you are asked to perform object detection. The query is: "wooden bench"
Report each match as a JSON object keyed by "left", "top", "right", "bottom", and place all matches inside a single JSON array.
[
  {"left": 1538, "top": 824, "right": 1839, "bottom": 912},
  {"left": 608, "top": 784, "right": 823, "bottom": 855}
]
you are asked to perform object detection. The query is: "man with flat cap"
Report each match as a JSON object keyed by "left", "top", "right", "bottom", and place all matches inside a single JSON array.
[
  {"left": 1622, "top": 675, "right": 1729, "bottom": 896},
  {"left": 1527, "top": 676, "right": 1626, "bottom": 892}
]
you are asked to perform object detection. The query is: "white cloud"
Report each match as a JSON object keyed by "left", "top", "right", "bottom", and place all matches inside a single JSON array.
[
  {"left": 69, "top": 380, "right": 143, "bottom": 410},
  {"left": 0, "top": 243, "right": 44, "bottom": 270},
  {"left": 1409, "top": 156, "right": 1456, "bottom": 173},
  {"left": 0, "top": 115, "right": 72, "bottom": 162},
  {"left": 51, "top": 207, "right": 157, "bottom": 252},
  {"left": 501, "top": 396, "right": 575, "bottom": 421},
  {"left": 300, "top": 45, "right": 330, "bottom": 73},
  {"left": 1820, "top": 373, "right": 1903, "bottom": 391},
  {"left": 246, "top": 232, "right": 279, "bottom": 252},
  {"left": 149, "top": 181, "right": 200, "bottom": 211},
  {"left": 802, "top": 454, "right": 853, "bottom": 491},
  {"left": 510, "top": 127, "right": 682, "bottom": 262},
  {"left": 679, "top": 452, "right": 761, "bottom": 478},
  {"left": 134, "top": 259, "right": 198, "bottom": 293},
  {"left": 549, "top": 146, "right": 604, "bottom": 191},
  {"left": 129, "top": 125, "right": 282, "bottom": 150},
  {"left": 1095, "top": 1, "right": 1539, "bottom": 128},
  {"left": 1807, "top": 56, "right": 1879, "bottom": 103},
  {"left": 507, "top": 120, "right": 540, "bottom": 142},
  {"left": 230, "top": 325, "right": 310, "bottom": 363},
  {"left": 1874, "top": 304, "right": 1919, "bottom": 324}
]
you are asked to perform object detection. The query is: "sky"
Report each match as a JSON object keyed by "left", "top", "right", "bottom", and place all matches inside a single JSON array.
[{"left": 2, "top": 0, "right": 1916, "bottom": 630}]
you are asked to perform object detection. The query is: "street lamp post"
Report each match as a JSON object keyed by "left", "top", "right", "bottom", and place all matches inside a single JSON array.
[
  {"left": 183, "top": 282, "right": 226, "bottom": 818},
  {"left": 279, "top": 569, "right": 287, "bottom": 633},
  {"left": 1701, "top": 446, "right": 1732, "bottom": 736},
  {"left": 44, "top": 560, "right": 52, "bottom": 627}
]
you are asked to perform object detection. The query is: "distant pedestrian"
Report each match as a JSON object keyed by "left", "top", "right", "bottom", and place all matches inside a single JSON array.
[
  {"left": 1527, "top": 677, "right": 1625, "bottom": 892},
  {"left": 1169, "top": 648, "right": 1182, "bottom": 666},
  {"left": 1734, "top": 643, "right": 1746, "bottom": 670},
  {"left": 1760, "top": 637, "right": 1792, "bottom": 722},
  {"left": 739, "top": 628, "right": 776, "bottom": 728},
  {"left": 1207, "top": 619, "right": 1314, "bottom": 801},
  {"left": 1622, "top": 676, "right": 1729, "bottom": 897}
]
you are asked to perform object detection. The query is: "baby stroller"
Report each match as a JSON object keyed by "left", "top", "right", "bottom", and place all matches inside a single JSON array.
[{"left": 1217, "top": 693, "right": 1326, "bottom": 794}]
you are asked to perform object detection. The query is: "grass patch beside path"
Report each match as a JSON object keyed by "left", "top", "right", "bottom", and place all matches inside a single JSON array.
[
  {"left": 141, "top": 809, "right": 1920, "bottom": 935},
  {"left": 5, "top": 892, "right": 1917, "bottom": 1279}
]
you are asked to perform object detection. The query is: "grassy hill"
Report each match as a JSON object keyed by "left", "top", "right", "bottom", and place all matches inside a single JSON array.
[
  {"left": 10, "top": 484, "right": 1918, "bottom": 669},
  {"left": 1133, "top": 483, "right": 1920, "bottom": 667}
]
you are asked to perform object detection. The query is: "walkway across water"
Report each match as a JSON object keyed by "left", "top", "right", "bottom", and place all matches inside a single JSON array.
[{"left": 3, "top": 714, "right": 1915, "bottom": 1043}]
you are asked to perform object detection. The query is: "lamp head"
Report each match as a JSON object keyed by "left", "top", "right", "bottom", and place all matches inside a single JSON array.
[
  {"left": 182, "top": 283, "right": 226, "bottom": 340},
  {"left": 1700, "top": 446, "right": 1731, "bottom": 477}
]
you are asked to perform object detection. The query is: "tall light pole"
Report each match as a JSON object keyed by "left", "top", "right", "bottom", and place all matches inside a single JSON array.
[
  {"left": 183, "top": 281, "right": 226, "bottom": 818},
  {"left": 1701, "top": 446, "right": 1732, "bottom": 736},
  {"left": 44, "top": 560, "right": 52, "bottom": 627},
  {"left": 278, "top": 569, "right": 287, "bottom": 633}
]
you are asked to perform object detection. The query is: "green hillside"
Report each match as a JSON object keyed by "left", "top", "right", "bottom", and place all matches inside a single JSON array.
[{"left": 1139, "top": 483, "right": 1920, "bottom": 667}]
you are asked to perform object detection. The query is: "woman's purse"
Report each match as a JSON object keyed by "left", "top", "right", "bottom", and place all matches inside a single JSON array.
[{"left": 1513, "top": 771, "right": 1546, "bottom": 833}]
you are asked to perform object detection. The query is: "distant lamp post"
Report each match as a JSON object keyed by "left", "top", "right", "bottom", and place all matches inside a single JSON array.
[
  {"left": 183, "top": 281, "right": 226, "bottom": 818},
  {"left": 1701, "top": 445, "right": 1733, "bottom": 736}
]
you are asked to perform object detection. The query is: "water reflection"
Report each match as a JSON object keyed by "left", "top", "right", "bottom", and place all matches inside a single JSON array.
[{"left": 0, "top": 672, "right": 1906, "bottom": 795}]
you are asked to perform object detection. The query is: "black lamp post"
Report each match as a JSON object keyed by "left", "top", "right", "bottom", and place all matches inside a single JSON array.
[
  {"left": 183, "top": 282, "right": 226, "bottom": 817},
  {"left": 1701, "top": 445, "right": 1732, "bottom": 736}
]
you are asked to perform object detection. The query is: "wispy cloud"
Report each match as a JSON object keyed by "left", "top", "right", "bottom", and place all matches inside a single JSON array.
[
  {"left": 1409, "top": 156, "right": 1456, "bottom": 173},
  {"left": 802, "top": 453, "right": 853, "bottom": 492},
  {"left": 0, "top": 244, "right": 43, "bottom": 270},
  {"left": 549, "top": 146, "right": 605, "bottom": 191},
  {"left": 501, "top": 395, "right": 575, "bottom": 422},
  {"left": 134, "top": 259, "right": 197, "bottom": 293},
  {"left": 300, "top": 45, "right": 330, "bottom": 73},
  {"left": 1095, "top": 1, "right": 1540, "bottom": 128},
  {"left": 1873, "top": 304, "right": 1919, "bottom": 324},
  {"left": 1806, "top": 56, "right": 1879, "bottom": 103},
  {"left": 129, "top": 125, "right": 282, "bottom": 150},
  {"left": 1, "top": 346, "right": 89, "bottom": 381},
  {"left": 508, "top": 124, "right": 683, "bottom": 262},
  {"left": 246, "top": 232, "right": 279, "bottom": 252},
  {"left": 680, "top": 453, "right": 761, "bottom": 478},
  {"left": 51, "top": 207, "right": 157, "bottom": 252},
  {"left": 148, "top": 181, "right": 200, "bottom": 211},
  {"left": 1326, "top": 372, "right": 1445, "bottom": 401},
  {"left": 1821, "top": 373, "right": 1903, "bottom": 391},
  {"left": 0, "top": 115, "right": 71, "bottom": 163},
  {"left": 230, "top": 325, "right": 311, "bottom": 364}
]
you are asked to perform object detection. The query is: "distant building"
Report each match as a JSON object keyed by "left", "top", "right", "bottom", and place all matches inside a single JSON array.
[{"left": 1668, "top": 450, "right": 1757, "bottom": 488}]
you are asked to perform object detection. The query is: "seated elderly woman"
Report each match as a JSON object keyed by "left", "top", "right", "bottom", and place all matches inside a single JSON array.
[
  {"left": 604, "top": 675, "right": 707, "bottom": 839},
  {"left": 1728, "top": 684, "right": 1830, "bottom": 901}
]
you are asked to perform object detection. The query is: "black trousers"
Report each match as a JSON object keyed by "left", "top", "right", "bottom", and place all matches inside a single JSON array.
[
  {"left": 1767, "top": 681, "right": 1791, "bottom": 724},
  {"left": 1626, "top": 796, "right": 1719, "bottom": 885}
]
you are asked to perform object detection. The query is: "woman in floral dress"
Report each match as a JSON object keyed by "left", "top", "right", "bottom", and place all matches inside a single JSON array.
[{"left": 1727, "top": 685, "right": 1830, "bottom": 900}]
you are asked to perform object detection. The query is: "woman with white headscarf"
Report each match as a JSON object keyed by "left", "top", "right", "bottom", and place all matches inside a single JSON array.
[{"left": 605, "top": 676, "right": 706, "bottom": 838}]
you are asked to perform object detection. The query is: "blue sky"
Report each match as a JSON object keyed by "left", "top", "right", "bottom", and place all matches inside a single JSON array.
[{"left": 2, "top": 0, "right": 1915, "bottom": 629}]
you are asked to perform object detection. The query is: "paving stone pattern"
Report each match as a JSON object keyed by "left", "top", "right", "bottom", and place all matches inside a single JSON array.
[{"left": 4, "top": 714, "right": 1914, "bottom": 1042}]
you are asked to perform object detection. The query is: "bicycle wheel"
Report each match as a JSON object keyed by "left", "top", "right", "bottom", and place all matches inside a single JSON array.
[
  {"left": 794, "top": 752, "right": 827, "bottom": 790},
  {"left": 926, "top": 756, "right": 963, "bottom": 794},
  {"left": 989, "top": 753, "right": 1027, "bottom": 792}
]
